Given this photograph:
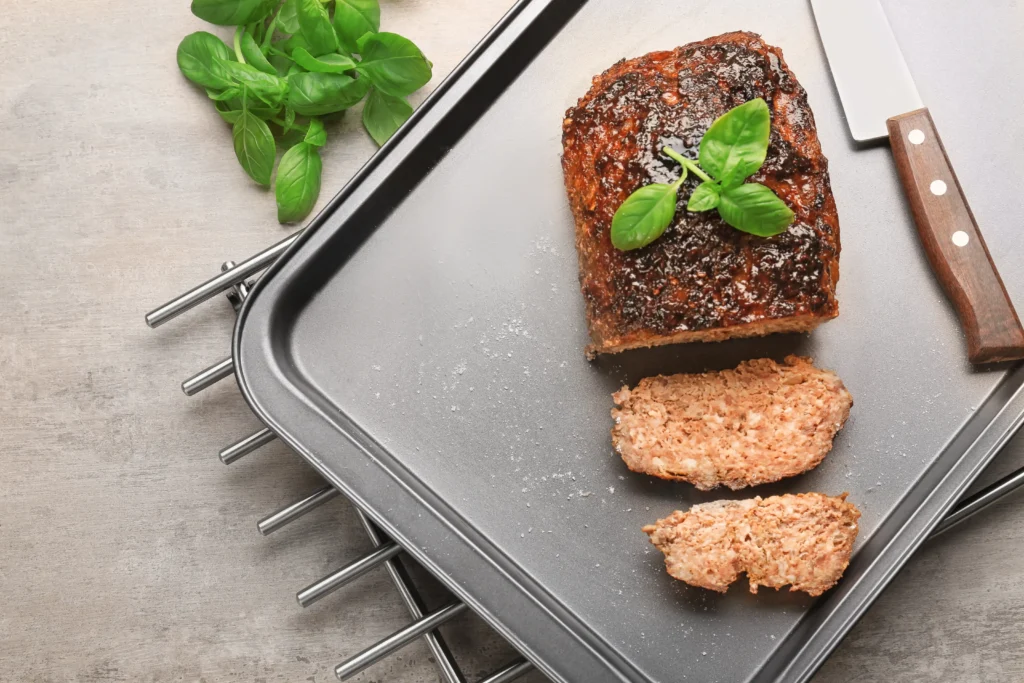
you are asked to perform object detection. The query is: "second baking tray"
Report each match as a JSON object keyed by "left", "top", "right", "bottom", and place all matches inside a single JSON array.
[{"left": 235, "top": 0, "right": 1024, "bottom": 681}]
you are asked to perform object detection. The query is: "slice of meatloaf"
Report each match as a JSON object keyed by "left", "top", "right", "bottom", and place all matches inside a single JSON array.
[
  {"left": 643, "top": 493, "right": 860, "bottom": 596},
  {"left": 562, "top": 31, "right": 840, "bottom": 357},
  {"left": 611, "top": 356, "right": 852, "bottom": 490}
]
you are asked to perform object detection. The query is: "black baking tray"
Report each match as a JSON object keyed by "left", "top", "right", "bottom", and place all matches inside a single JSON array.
[{"left": 234, "top": 1, "right": 1024, "bottom": 681}]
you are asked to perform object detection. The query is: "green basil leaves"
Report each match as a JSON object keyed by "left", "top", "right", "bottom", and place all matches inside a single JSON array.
[
  {"left": 699, "top": 98, "right": 771, "bottom": 187},
  {"left": 232, "top": 97, "right": 276, "bottom": 186},
  {"left": 361, "top": 87, "right": 413, "bottom": 146},
  {"left": 291, "top": 47, "right": 357, "bottom": 73},
  {"left": 610, "top": 180, "right": 686, "bottom": 251},
  {"left": 296, "top": 0, "right": 338, "bottom": 55},
  {"left": 303, "top": 117, "right": 327, "bottom": 147},
  {"left": 610, "top": 98, "right": 795, "bottom": 250},
  {"left": 276, "top": 142, "right": 322, "bottom": 223},
  {"left": 277, "top": 0, "right": 301, "bottom": 34},
  {"left": 177, "top": 32, "right": 234, "bottom": 89},
  {"left": 239, "top": 31, "right": 277, "bottom": 74},
  {"left": 356, "top": 33, "right": 432, "bottom": 97},
  {"left": 177, "top": 0, "right": 431, "bottom": 224},
  {"left": 213, "top": 58, "right": 289, "bottom": 107},
  {"left": 686, "top": 182, "right": 721, "bottom": 212},
  {"left": 716, "top": 183, "right": 795, "bottom": 237},
  {"left": 191, "top": 0, "right": 277, "bottom": 26},
  {"left": 333, "top": 0, "right": 380, "bottom": 53},
  {"left": 287, "top": 71, "right": 370, "bottom": 115}
]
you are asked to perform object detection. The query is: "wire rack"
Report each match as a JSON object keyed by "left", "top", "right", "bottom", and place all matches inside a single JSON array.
[
  {"left": 147, "top": 231, "right": 532, "bottom": 683},
  {"left": 146, "top": 231, "right": 1024, "bottom": 682}
]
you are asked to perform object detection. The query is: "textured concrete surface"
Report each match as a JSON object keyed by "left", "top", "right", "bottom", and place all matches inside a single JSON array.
[{"left": 1, "top": 1, "right": 1023, "bottom": 682}]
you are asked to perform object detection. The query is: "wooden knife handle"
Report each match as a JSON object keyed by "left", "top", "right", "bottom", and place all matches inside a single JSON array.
[{"left": 887, "top": 108, "right": 1024, "bottom": 363}]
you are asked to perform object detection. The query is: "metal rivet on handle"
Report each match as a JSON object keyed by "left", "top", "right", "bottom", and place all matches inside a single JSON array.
[
  {"left": 931, "top": 180, "right": 948, "bottom": 196},
  {"left": 908, "top": 129, "right": 925, "bottom": 145},
  {"left": 952, "top": 231, "right": 969, "bottom": 247}
]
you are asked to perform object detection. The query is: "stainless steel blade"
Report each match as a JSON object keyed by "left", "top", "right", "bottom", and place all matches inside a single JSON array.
[{"left": 810, "top": 0, "right": 924, "bottom": 141}]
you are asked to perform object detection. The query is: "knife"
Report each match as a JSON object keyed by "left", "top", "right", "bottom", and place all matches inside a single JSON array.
[{"left": 810, "top": 0, "right": 1024, "bottom": 364}]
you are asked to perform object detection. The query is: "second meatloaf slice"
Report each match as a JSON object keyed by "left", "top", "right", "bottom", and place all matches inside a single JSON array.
[
  {"left": 562, "top": 32, "right": 840, "bottom": 356},
  {"left": 643, "top": 493, "right": 861, "bottom": 596},
  {"left": 611, "top": 356, "right": 852, "bottom": 490}
]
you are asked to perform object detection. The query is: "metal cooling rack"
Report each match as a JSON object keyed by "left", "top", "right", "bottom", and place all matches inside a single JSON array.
[
  {"left": 148, "top": 232, "right": 531, "bottom": 683},
  {"left": 146, "top": 231, "right": 1024, "bottom": 682}
]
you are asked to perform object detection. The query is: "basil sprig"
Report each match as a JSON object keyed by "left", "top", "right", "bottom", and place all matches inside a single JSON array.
[
  {"left": 610, "top": 155, "right": 688, "bottom": 251},
  {"left": 175, "top": 0, "right": 431, "bottom": 224},
  {"left": 610, "top": 98, "right": 795, "bottom": 250}
]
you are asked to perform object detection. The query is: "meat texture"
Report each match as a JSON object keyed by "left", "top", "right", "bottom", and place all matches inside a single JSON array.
[
  {"left": 643, "top": 493, "right": 860, "bottom": 596},
  {"left": 562, "top": 32, "right": 840, "bottom": 356},
  {"left": 611, "top": 356, "right": 852, "bottom": 490}
]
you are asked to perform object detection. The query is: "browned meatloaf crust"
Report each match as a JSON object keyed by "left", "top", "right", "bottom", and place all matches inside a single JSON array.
[
  {"left": 562, "top": 31, "right": 840, "bottom": 356},
  {"left": 643, "top": 493, "right": 860, "bottom": 596},
  {"left": 611, "top": 356, "right": 852, "bottom": 490}
]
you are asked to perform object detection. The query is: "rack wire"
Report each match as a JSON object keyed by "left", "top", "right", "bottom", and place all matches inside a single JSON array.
[
  {"left": 147, "top": 233, "right": 1024, "bottom": 682},
  {"left": 150, "top": 240, "right": 532, "bottom": 683}
]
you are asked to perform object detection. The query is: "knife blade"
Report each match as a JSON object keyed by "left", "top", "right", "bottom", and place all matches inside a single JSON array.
[{"left": 811, "top": 0, "right": 1024, "bottom": 363}]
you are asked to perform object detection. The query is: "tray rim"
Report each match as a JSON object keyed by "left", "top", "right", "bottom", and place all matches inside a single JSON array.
[{"left": 233, "top": 1, "right": 1024, "bottom": 680}]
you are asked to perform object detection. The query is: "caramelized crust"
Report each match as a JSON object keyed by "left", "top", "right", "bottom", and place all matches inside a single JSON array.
[{"left": 562, "top": 32, "right": 840, "bottom": 356}]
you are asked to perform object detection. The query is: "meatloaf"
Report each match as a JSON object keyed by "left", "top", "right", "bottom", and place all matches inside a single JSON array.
[
  {"left": 562, "top": 31, "right": 840, "bottom": 356},
  {"left": 611, "top": 356, "right": 852, "bottom": 490},
  {"left": 643, "top": 493, "right": 860, "bottom": 596}
]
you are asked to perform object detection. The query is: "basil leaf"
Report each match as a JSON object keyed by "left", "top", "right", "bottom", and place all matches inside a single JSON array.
[
  {"left": 232, "top": 102, "right": 277, "bottom": 186},
  {"left": 177, "top": 32, "right": 234, "bottom": 89},
  {"left": 297, "top": 0, "right": 338, "bottom": 55},
  {"left": 191, "top": 0, "right": 277, "bottom": 26},
  {"left": 699, "top": 97, "right": 771, "bottom": 187},
  {"left": 276, "top": 142, "right": 322, "bottom": 223},
  {"left": 291, "top": 47, "right": 357, "bottom": 73},
  {"left": 356, "top": 31, "right": 374, "bottom": 54},
  {"left": 687, "top": 181, "right": 721, "bottom": 212},
  {"left": 214, "top": 100, "right": 243, "bottom": 124},
  {"left": 278, "top": 125, "right": 306, "bottom": 147},
  {"left": 207, "top": 86, "right": 241, "bottom": 101},
  {"left": 610, "top": 183, "right": 679, "bottom": 251},
  {"left": 283, "top": 106, "right": 297, "bottom": 132},
  {"left": 287, "top": 71, "right": 370, "bottom": 115},
  {"left": 356, "top": 33, "right": 432, "bottom": 98},
  {"left": 277, "top": 0, "right": 301, "bottom": 34},
  {"left": 362, "top": 87, "right": 412, "bottom": 146},
  {"left": 240, "top": 31, "right": 277, "bottom": 75},
  {"left": 716, "top": 183, "right": 794, "bottom": 237},
  {"left": 276, "top": 33, "right": 314, "bottom": 56},
  {"left": 304, "top": 118, "right": 327, "bottom": 147},
  {"left": 269, "top": 52, "right": 293, "bottom": 77},
  {"left": 215, "top": 97, "right": 281, "bottom": 123},
  {"left": 214, "top": 58, "right": 289, "bottom": 107},
  {"left": 250, "top": 21, "right": 265, "bottom": 45},
  {"left": 333, "top": 0, "right": 380, "bottom": 53}
]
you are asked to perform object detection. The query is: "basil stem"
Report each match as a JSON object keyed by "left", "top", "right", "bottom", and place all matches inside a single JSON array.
[
  {"left": 233, "top": 26, "right": 246, "bottom": 63},
  {"left": 260, "top": 11, "right": 279, "bottom": 53},
  {"left": 663, "top": 147, "right": 712, "bottom": 184}
]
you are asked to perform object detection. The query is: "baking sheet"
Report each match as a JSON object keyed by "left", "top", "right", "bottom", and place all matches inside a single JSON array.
[{"left": 235, "top": 1, "right": 1024, "bottom": 681}]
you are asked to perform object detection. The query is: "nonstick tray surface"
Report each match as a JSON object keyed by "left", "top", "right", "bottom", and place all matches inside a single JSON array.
[{"left": 236, "top": 1, "right": 1024, "bottom": 681}]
